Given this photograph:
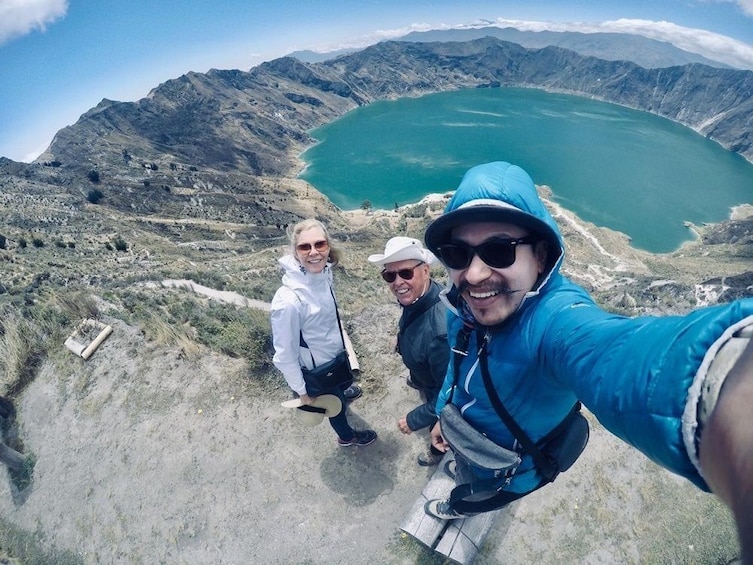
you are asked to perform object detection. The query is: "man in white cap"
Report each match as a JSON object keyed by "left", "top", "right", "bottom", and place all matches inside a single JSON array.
[{"left": 368, "top": 237, "right": 450, "bottom": 466}]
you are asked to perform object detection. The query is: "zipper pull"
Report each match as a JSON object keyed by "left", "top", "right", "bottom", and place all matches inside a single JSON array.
[{"left": 452, "top": 327, "right": 472, "bottom": 356}]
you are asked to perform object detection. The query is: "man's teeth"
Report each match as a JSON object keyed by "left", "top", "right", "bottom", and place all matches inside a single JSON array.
[
  {"left": 469, "top": 289, "right": 500, "bottom": 299},
  {"left": 397, "top": 288, "right": 409, "bottom": 294}
]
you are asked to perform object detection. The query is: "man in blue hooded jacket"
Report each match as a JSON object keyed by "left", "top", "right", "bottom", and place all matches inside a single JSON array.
[{"left": 421, "top": 161, "right": 753, "bottom": 562}]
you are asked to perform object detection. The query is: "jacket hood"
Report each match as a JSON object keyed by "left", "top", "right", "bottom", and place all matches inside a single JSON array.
[
  {"left": 277, "top": 254, "right": 332, "bottom": 290},
  {"left": 425, "top": 161, "right": 564, "bottom": 283}
]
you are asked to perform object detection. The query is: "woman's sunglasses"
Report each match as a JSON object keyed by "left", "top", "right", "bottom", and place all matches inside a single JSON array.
[
  {"left": 436, "top": 236, "right": 536, "bottom": 269},
  {"left": 296, "top": 239, "right": 329, "bottom": 253},
  {"left": 381, "top": 262, "right": 424, "bottom": 283}
]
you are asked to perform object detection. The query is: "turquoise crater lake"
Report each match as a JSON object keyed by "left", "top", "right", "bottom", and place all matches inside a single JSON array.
[{"left": 299, "top": 88, "right": 753, "bottom": 253}]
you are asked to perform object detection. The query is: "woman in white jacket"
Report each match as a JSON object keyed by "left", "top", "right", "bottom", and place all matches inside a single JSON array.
[{"left": 271, "top": 219, "right": 377, "bottom": 447}]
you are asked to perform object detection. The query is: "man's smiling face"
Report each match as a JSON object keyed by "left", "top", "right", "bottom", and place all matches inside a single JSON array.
[
  {"left": 383, "top": 259, "right": 430, "bottom": 306},
  {"left": 448, "top": 221, "right": 546, "bottom": 326}
]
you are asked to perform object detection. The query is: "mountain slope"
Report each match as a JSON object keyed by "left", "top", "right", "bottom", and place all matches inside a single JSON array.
[
  {"left": 399, "top": 27, "right": 733, "bottom": 69},
  {"left": 40, "top": 37, "right": 753, "bottom": 190}
]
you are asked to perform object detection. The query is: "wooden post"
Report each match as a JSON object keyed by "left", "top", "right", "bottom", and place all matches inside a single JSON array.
[{"left": 341, "top": 327, "right": 360, "bottom": 374}]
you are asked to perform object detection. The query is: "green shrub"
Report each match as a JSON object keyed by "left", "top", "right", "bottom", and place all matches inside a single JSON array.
[
  {"left": 87, "top": 188, "right": 104, "bottom": 204},
  {"left": 113, "top": 237, "right": 127, "bottom": 252}
]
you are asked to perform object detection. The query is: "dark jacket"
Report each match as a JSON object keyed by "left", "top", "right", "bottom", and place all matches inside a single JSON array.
[{"left": 398, "top": 279, "right": 449, "bottom": 431}]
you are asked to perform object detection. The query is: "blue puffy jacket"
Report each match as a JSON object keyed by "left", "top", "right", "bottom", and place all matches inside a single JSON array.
[{"left": 429, "top": 161, "right": 753, "bottom": 493}]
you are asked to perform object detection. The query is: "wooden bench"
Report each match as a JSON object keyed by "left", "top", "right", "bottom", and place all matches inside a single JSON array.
[{"left": 400, "top": 455, "right": 508, "bottom": 564}]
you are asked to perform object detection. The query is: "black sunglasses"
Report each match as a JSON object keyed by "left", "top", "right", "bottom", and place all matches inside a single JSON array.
[
  {"left": 381, "top": 262, "right": 424, "bottom": 283},
  {"left": 436, "top": 236, "right": 536, "bottom": 269},
  {"left": 296, "top": 239, "right": 329, "bottom": 253}
]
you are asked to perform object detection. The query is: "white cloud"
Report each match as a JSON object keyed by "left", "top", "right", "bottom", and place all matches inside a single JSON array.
[
  {"left": 469, "top": 18, "right": 753, "bottom": 69},
  {"left": 0, "top": 0, "right": 68, "bottom": 45},
  {"left": 593, "top": 18, "right": 753, "bottom": 70},
  {"left": 739, "top": 0, "right": 753, "bottom": 15}
]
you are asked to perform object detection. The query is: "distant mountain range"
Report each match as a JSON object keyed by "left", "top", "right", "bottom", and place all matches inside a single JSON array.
[{"left": 289, "top": 26, "right": 731, "bottom": 69}]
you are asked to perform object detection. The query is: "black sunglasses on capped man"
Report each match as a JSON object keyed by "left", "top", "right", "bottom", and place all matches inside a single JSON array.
[
  {"left": 436, "top": 236, "right": 537, "bottom": 270},
  {"left": 381, "top": 262, "right": 425, "bottom": 283}
]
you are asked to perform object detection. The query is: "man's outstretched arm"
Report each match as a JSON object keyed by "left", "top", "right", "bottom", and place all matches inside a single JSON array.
[{"left": 699, "top": 339, "right": 753, "bottom": 564}]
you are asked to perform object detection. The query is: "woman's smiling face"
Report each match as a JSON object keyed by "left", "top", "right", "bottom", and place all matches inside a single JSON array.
[{"left": 295, "top": 226, "right": 330, "bottom": 274}]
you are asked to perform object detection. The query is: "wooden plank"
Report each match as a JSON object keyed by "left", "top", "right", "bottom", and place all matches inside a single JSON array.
[
  {"left": 435, "top": 508, "right": 504, "bottom": 564},
  {"left": 401, "top": 454, "right": 508, "bottom": 564},
  {"left": 400, "top": 454, "right": 455, "bottom": 546}
]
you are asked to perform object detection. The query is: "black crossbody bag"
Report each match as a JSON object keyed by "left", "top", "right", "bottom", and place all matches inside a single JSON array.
[{"left": 297, "top": 286, "right": 353, "bottom": 397}]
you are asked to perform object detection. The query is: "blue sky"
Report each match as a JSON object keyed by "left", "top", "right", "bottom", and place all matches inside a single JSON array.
[{"left": 2, "top": 0, "right": 753, "bottom": 163}]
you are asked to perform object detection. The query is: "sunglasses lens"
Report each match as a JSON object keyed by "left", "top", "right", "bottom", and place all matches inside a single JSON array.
[
  {"left": 438, "top": 240, "right": 523, "bottom": 269},
  {"left": 381, "top": 271, "right": 397, "bottom": 283},
  {"left": 478, "top": 241, "right": 516, "bottom": 268},
  {"left": 297, "top": 240, "right": 328, "bottom": 253},
  {"left": 381, "top": 262, "right": 422, "bottom": 283},
  {"left": 438, "top": 244, "right": 473, "bottom": 269}
]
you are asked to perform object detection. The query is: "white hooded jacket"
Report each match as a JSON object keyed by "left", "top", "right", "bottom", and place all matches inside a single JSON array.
[{"left": 270, "top": 254, "right": 345, "bottom": 395}]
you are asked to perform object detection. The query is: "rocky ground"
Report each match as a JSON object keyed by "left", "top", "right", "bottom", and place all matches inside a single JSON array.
[
  {"left": 0, "top": 227, "right": 748, "bottom": 565},
  {"left": 0, "top": 301, "right": 741, "bottom": 565}
]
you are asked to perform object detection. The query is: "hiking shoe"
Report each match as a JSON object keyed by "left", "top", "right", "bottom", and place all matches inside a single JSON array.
[
  {"left": 444, "top": 459, "right": 457, "bottom": 480},
  {"left": 417, "top": 450, "right": 443, "bottom": 466},
  {"left": 405, "top": 377, "right": 420, "bottom": 390},
  {"left": 342, "top": 384, "right": 362, "bottom": 401},
  {"left": 424, "top": 499, "right": 466, "bottom": 520},
  {"left": 338, "top": 429, "right": 377, "bottom": 447}
]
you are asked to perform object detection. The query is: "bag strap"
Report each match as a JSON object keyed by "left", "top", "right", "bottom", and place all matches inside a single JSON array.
[
  {"left": 450, "top": 327, "right": 560, "bottom": 483},
  {"left": 477, "top": 333, "right": 560, "bottom": 483},
  {"left": 447, "top": 325, "right": 473, "bottom": 404}
]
